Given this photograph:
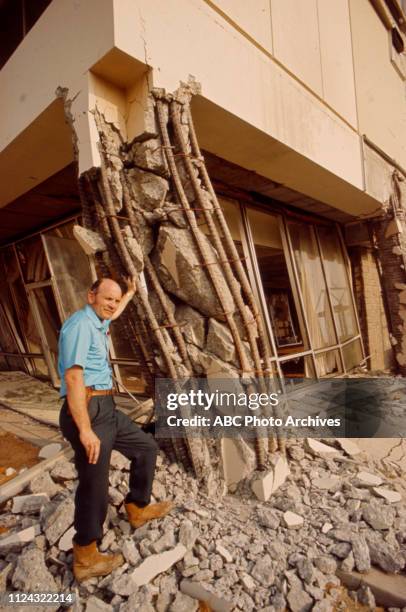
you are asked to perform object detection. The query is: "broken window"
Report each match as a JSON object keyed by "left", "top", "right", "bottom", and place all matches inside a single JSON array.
[
  {"left": 317, "top": 226, "right": 358, "bottom": 343},
  {"left": 246, "top": 208, "right": 303, "bottom": 351},
  {"left": 288, "top": 221, "right": 336, "bottom": 349}
]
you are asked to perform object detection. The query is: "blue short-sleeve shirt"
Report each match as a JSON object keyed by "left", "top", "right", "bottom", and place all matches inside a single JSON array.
[{"left": 58, "top": 304, "right": 112, "bottom": 397}]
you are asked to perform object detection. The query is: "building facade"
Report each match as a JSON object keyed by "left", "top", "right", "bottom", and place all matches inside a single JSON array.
[{"left": 0, "top": 0, "right": 405, "bottom": 392}]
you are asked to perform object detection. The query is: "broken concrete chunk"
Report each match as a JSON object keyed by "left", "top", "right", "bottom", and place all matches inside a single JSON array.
[
  {"left": 58, "top": 525, "right": 75, "bottom": 552},
  {"left": 351, "top": 535, "right": 371, "bottom": 573},
  {"left": 12, "top": 547, "right": 58, "bottom": 592},
  {"left": 73, "top": 225, "right": 107, "bottom": 255},
  {"left": 180, "top": 579, "right": 233, "bottom": 612},
  {"left": 130, "top": 137, "right": 168, "bottom": 175},
  {"left": 287, "top": 585, "right": 313, "bottom": 612},
  {"left": 321, "top": 522, "right": 333, "bottom": 534},
  {"left": 362, "top": 498, "right": 396, "bottom": 530},
  {"left": 372, "top": 487, "right": 402, "bottom": 503},
  {"left": 43, "top": 496, "right": 74, "bottom": 545},
  {"left": 252, "top": 554, "right": 275, "bottom": 586},
  {"left": 305, "top": 438, "right": 340, "bottom": 458},
  {"left": 0, "top": 524, "right": 40, "bottom": 552},
  {"left": 131, "top": 544, "right": 187, "bottom": 586},
  {"left": 50, "top": 460, "right": 77, "bottom": 481},
  {"left": 29, "top": 470, "right": 61, "bottom": 498},
  {"left": 312, "top": 476, "right": 341, "bottom": 492},
  {"left": 169, "top": 591, "right": 198, "bottom": 612},
  {"left": 86, "top": 595, "right": 113, "bottom": 612},
  {"left": 282, "top": 511, "right": 304, "bottom": 529},
  {"left": 178, "top": 520, "right": 198, "bottom": 550},
  {"left": 38, "top": 443, "right": 62, "bottom": 459},
  {"left": 175, "top": 304, "right": 206, "bottom": 348},
  {"left": 365, "top": 530, "right": 405, "bottom": 573},
  {"left": 271, "top": 455, "right": 290, "bottom": 494},
  {"left": 12, "top": 493, "right": 49, "bottom": 514},
  {"left": 206, "top": 318, "right": 236, "bottom": 362},
  {"left": 129, "top": 167, "right": 169, "bottom": 211},
  {"left": 257, "top": 507, "right": 281, "bottom": 530},
  {"left": 110, "top": 450, "right": 130, "bottom": 471},
  {"left": 215, "top": 542, "right": 233, "bottom": 563},
  {"left": 251, "top": 470, "right": 274, "bottom": 502},
  {"left": 335, "top": 438, "right": 361, "bottom": 456},
  {"left": 355, "top": 471, "right": 383, "bottom": 487},
  {"left": 5, "top": 467, "right": 16, "bottom": 476},
  {"left": 152, "top": 225, "right": 234, "bottom": 321},
  {"left": 151, "top": 530, "right": 176, "bottom": 554},
  {"left": 314, "top": 556, "right": 337, "bottom": 575}
]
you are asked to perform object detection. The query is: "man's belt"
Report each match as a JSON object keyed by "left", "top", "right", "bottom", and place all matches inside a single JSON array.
[{"left": 85, "top": 387, "right": 113, "bottom": 402}]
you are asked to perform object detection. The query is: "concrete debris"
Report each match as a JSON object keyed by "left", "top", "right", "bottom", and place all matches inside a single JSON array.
[
  {"left": 5, "top": 467, "right": 16, "bottom": 476},
  {"left": 335, "top": 438, "right": 361, "bottom": 456},
  {"left": 110, "top": 450, "right": 130, "bottom": 471},
  {"left": 0, "top": 524, "right": 40, "bottom": 552},
  {"left": 271, "top": 456, "right": 290, "bottom": 494},
  {"left": 215, "top": 542, "right": 233, "bottom": 563},
  {"left": 58, "top": 525, "right": 75, "bottom": 551},
  {"left": 12, "top": 493, "right": 50, "bottom": 514},
  {"left": 50, "top": 460, "right": 77, "bottom": 481},
  {"left": 86, "top": 595, "right": 113, "bottom": 611},
  {"left": 131, "top": 545, "right": 187, "bottom": 586},
  {"left": 73, "top": 225, "right": 106, "bottom": 255},
  {"left": 42, "top": 496, "right": 74, "bottom": 545},
  {"left": 178, "top": 519, "right": 198, "bottom": 550},
  {"left": 305, "top": 438, "right": 340, "bottom": 458},
  {"left": 12, "top": 547, "right": 57, "bottom": 592},
  {"left": 355, "top": 470, "right": 383, "bottom": 487},
  {"left": 362, "top": 497, "right": 396, "bottom": 530},
  {"left": 29, "top": 470, "right": 61, "bottom": 498},
  {"left": 38, "top": 443, "right": 62, "bottom": 459},
  {"left": 128, "top": 167, "right": 169, "bottom": 212},
  {"left": 373, "top": 486, "right": 402, "bottom": 503},
  {"left": 169, "top": 591, "right": 199, "bottom": 612},
  {"left": 251, "top": 470, "right": 274, "bottom": 501},
  {"left": 282, "top": 511, "right": 304, "bottom": 529},
  {"left": 180, "top": 579, "right": 233, "bottom": 611},
  {"left": 357, "top": 584, "right": 376, "bottom": 608},
  {"left": 2, "top": 425, "right": 406, "bottom": 610},
  {"left": 175, "top": 304, "right": 206, "bottom": 348},
  {"left": 152, "top": 224, "right": 235, "bottom": 321},
  {"left": 206, "top": 318, "right": 236, "bottom": 362}
]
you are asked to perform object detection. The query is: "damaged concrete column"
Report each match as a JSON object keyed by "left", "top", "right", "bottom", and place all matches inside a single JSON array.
[
  {"left": 64, "top": 77, "right": 284, "bottom": 489},
  {"left": 373, "top": 172, "right": 406, "bottom": 375}
]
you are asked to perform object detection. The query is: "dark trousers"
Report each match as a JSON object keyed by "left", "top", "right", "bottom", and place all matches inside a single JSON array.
[{"left": 59, "top": 396, "right": 158, "bottom": 545}]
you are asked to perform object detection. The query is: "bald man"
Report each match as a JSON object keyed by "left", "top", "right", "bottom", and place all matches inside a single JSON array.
[{"left": 58, "top": 277, "right": 172, "bottom": 582}]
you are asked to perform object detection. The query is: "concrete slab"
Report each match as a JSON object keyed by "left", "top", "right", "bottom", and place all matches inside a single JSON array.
[
  {"left": 0, "top": 371, "right": 61, "bottom": 426},
  {"left": 337, "top": 567, "right": 406, "bottom": 608}
]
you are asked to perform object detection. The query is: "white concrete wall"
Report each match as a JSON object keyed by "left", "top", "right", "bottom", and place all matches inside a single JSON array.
[
  {"left": 113, "top": 0, "right": 364, "bottom": 192},
  {"left": 0, "top": 0, "right": 401, "bottom": 217},
  {"left": 350, "top": 0, "right": 406, "bottom": 169}
]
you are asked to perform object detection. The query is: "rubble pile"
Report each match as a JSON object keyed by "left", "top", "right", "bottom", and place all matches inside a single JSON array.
[{"left": 1, "top": 439, "right": 406, "bottom": 610}]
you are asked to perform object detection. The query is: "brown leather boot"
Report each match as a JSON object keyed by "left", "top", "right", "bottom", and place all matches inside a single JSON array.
[
  {"left": 125, "top": 500, "right": 174, "bottom": 528},
  {"left": 73, "top": 541, "right": 124, "bottom": 582}
]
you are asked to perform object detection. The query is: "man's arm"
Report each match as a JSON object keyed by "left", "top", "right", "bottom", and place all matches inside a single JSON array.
[
  {"left": 65, "top": 365, "right": 100, "bottom": 464},
  {"left": 110, "top": 277, "right": 137, "bottom": 321}
]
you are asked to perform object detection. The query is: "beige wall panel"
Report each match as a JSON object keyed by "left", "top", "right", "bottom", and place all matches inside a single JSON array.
[
  {"left": 0, "top": 0, "right": 114, "bottom": 153},
  {"left": 270, "top": 0, "right": 323, "bottom": 95},
  {"left": 114, "top": 0, "right": 363, "bottom": 191},
  {"left": 350, "top": 0, "right": 406, "bottom": 168},
  {"left": 317, "top": 0, "right": 357, "bottom": 127},
  {"left": 208, "top": 0, "right": 273, "bottom": 53}
]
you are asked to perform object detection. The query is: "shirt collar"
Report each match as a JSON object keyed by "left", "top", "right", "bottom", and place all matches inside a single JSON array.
[{"left": 84, "top": 304, "right": 109, "bottom": 331}]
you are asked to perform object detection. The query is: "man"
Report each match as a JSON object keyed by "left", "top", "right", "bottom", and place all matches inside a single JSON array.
[{"left": 58, "top": 277, "right": 172, "bottom": 582}]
